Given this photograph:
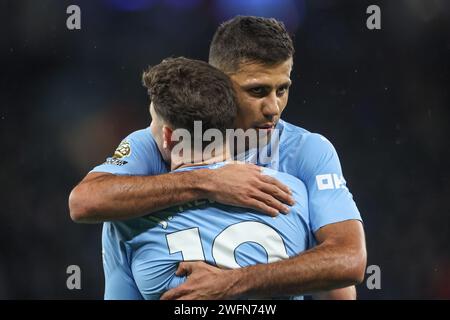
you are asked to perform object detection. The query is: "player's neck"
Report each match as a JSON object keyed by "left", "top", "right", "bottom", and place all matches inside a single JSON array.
[{"left": 172, "top": 143, "right": 232, "bottom": 171}]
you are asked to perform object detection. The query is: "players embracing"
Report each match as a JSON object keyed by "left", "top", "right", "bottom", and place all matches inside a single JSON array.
[{"left": 69, "top": 16, "right": 366, "bottom": 300}]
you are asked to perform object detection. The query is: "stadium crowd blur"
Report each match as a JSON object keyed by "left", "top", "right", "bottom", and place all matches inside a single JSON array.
[{"left": 1, "top": 0, "right": 449, "bottom": 299}]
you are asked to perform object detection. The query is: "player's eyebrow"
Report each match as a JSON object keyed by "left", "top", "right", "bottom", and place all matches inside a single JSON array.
[
  {"left": 241, "top": 80, "right": 292, "bottom": 90},
  {"left": 278, "top": 80, "right": 292, "bottom": 88}
]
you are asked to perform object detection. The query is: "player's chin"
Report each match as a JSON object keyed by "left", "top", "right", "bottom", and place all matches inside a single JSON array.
[{"left": 254, "top": 126, "right": 275, "bottom": 140}]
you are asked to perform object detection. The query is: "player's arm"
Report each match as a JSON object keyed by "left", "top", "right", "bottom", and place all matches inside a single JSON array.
[
  {"left": 69, "top": 163, "right": 294, "bottom": 223},
  {"left": 160, "top": 219, "right": 366, "bottom": 300},
  {"left": 312, "top": 286, "right": 357, "bottom": 300},
  {"left": 237, "top": 219, "right": 367, "bottom": 298},
  {"left": 299, "top": 133, "right": 363, "bottom": 299},
  {"left": 69, "top": 129, "right": 294, "bottom": 223}
]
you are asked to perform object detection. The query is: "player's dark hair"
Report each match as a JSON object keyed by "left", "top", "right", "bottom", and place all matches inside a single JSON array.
[
  {"left": 209, "top": 16, "right": 294, "bottom": 73},
  {"left": 142, "top": 57, "right": 237, "bottom": 134}
]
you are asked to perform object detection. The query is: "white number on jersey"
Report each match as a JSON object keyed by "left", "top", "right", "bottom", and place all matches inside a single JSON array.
[{"left": 166, "top": 221, "right": 288, "bottom": 269}]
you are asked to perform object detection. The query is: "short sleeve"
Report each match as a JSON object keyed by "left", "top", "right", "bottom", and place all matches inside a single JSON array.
[
  {"left": 90, "top": 128, "right": 167, "bottom": 176},
  {"left": 297, "top": 133, "right": 362, "bottom": 232}
]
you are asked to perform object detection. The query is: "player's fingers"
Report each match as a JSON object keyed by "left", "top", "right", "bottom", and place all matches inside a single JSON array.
[
  {"left": 176, "top": 294, "right": 195, "bottom": 300},
  {"left": 159, "top": 288, "right": 179, "bottom": 300},
  {"left": 245, "top": 163, "right": 263, "bottom": 171},
  {"left": 258, "top": 182, "right": 295, "bottom": 207},
  {"left": 175, "top": 262, "right": 193, "bottom": 276},
  {"left": 245, "top": 198, "right": 279, "bottom": 217},
  {"left": 160, "top": 286, "right": 188, "bottom": 300},
  {"left": 259, "top": 175, "right": 293, "bottom": 196},
  {"left": 160, "top": 289, "right": 174, "bottom": 300},
  {"left": 252, "top": 190, "right": 290, "bottom": 214}
]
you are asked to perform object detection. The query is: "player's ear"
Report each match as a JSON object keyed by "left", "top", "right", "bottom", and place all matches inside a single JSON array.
[{"left": 162, "top": 125, "right": 174, "bottom": 151}]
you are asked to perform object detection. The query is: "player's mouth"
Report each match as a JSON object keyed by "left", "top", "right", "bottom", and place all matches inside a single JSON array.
[{"left": 255, "top": 123, "right": 275, "bottom": 132}]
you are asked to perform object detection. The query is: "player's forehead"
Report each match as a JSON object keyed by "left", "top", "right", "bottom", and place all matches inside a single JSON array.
[{"left": 230, "top": 58, "right": 293, "bottom": 87}]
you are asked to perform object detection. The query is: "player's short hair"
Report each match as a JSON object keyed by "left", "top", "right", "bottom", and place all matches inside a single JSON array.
[
  {"left": 209, "top": 16, "right": 294, "bottom": 73},
  {"left": 142, "top": 57, "right": 237, "bottom": 134}
]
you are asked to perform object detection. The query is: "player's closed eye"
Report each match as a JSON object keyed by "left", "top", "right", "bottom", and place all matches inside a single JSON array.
[
  {"left": 276, "top": 85, "right": 290, "bottom": 97},
  {"left": 248, "top": 87, "right": 268, "bottom": 97}
]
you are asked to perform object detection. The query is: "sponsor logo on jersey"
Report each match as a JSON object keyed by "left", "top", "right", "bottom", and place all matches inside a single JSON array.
[
  {"left": 104, "top": 158, "right": 128, "bottom": 166},
  {"left": 113, "top": 140, "right": 131, "bottom": 159},
  {"left": 316, "top": 173, "right": 348, "bottom": 190}
]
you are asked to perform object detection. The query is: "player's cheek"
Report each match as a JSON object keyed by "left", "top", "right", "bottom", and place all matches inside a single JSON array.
[{"left": 279, "top": 97, "right": 288, "bottom": 114}]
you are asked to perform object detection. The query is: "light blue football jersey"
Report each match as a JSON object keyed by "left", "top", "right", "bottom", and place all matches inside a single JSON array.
[
  {"left": 94, "top": 120, "right": 362, "bottom": 299},
  {"left": 102, "top": 162, "right": 312, "bottom": 300}
]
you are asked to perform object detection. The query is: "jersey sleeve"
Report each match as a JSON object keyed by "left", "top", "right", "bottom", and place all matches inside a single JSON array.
[
  {"left": 90, "top": 128, "right": 167, "bottom": 176},
  {"left": 297, "top": 133, "right": 362, "bottom": 232}
]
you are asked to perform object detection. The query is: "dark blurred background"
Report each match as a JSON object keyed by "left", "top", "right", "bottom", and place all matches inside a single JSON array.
[{"left": 1, "top": 0, "right": 449, "bottom": 299}]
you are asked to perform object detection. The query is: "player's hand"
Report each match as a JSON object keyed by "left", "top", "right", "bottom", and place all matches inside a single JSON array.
[
  {"left": 204, "top": 163, "right": 295, "bottom": 217},
  {"left": 160, "top": 261, "right": 239, "bottom": 300}
]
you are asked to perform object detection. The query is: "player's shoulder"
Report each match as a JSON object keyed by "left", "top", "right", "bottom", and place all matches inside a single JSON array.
[
  {"left": 124, "top": 127, "right": 153, "bottom": 144},
  {"left": 121, "top": 127, "right": 160, "bottom": 152},
  {"left": 279, "top": 119, "right": 309, "bottom": 134},
  {"left": 280, "top": 120, "right": 336, "bottom": 153},
  {"left": 115, "top": 127, "right": 163, "bottom": 170}
]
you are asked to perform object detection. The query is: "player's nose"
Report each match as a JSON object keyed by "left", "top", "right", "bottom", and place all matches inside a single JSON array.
[{"left": 261, "top": 92, "right": 280, "bottom": 118}]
